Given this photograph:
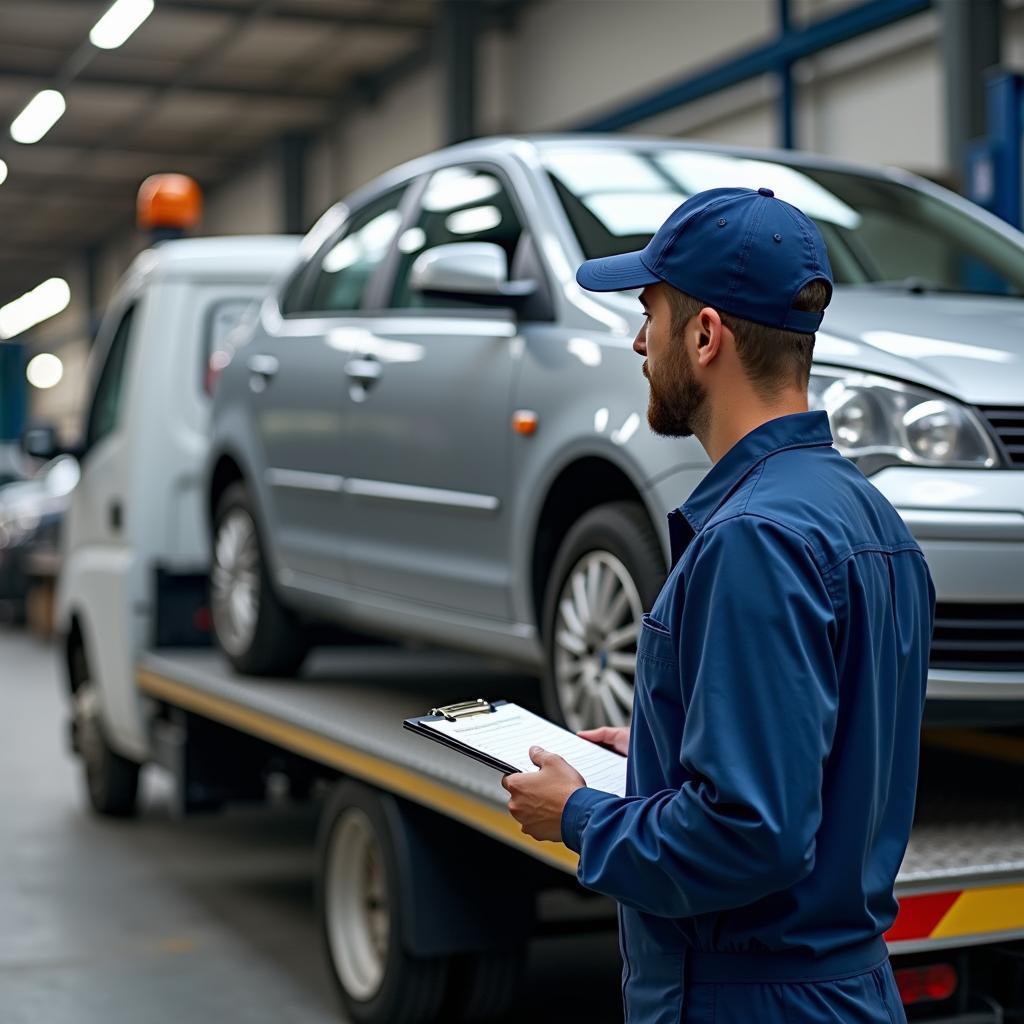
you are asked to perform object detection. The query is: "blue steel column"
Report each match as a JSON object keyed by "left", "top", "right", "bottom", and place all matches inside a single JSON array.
[
  {"left": 279, "top": 133, "right": 311, "bottom": 235},
  {"left": 778, "top": 0, "right": 796, "bottom": 149},
  {"left": 939, "top": 0, "right": 1001, "bottom": 192},
  {"left": 440, "top": 0, "right": 478, "bottom": 144},
  {"left": 0, "top": 342, "right": 27, "bottom": 442}
]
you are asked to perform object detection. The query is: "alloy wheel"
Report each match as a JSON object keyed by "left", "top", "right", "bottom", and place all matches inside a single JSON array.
[
  {"left": 552, "top": 550, "right": 642, "bottom": 732},
  {"left": 211, "top": 506, "right": 261, "bottom": 657}
]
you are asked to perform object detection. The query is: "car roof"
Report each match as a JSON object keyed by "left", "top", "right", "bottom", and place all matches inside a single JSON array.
[{"left": 451, "top": 133, "right": 916, "bottom": 184}]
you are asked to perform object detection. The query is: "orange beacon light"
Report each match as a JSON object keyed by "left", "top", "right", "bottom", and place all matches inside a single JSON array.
[{"left": 136, "top": 173, "right": 202, "bottom": 233}]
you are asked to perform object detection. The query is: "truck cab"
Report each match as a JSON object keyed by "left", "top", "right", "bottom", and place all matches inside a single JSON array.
[{"left": 48, "top": 234, "right": 298, "bottom": 812}]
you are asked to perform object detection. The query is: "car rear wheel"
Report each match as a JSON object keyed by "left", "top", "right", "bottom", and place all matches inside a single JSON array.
[
  {"left": 211, "top": 481, "right": 309, "bottom": 677},
  {"left": 541, "top": 501, "right": 666, "bottom": 732}
]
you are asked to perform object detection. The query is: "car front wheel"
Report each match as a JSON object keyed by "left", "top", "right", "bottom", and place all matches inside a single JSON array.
[{"left": 541, "top": 501, "right": 666, "bottom": 732}]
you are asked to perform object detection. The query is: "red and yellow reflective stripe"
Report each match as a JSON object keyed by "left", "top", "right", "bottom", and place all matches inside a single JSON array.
[{"left": 887, "top": 884, "right": 1024, "bottom": 942}]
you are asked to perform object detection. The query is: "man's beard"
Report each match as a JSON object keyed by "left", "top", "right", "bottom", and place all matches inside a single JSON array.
[{"left": 644, "top": 342, "right": 707, "bottom": 438}]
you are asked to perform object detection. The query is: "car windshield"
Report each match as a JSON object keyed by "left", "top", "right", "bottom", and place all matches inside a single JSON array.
[{"left": 543, "top": 146, "right": 1024, "bottom": 297}]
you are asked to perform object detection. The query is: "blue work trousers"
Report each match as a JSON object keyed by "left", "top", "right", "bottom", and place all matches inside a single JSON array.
[{"left": 625, "top": 937, "right": 907, "bottom": 1024}]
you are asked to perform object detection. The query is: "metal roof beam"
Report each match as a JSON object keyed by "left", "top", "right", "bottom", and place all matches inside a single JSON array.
[
  {"left": 0, "top": 66, "right": 337, "bottom": 102},
  {"left": 154, "top": 0, "right": 432, "bottom": 31}
]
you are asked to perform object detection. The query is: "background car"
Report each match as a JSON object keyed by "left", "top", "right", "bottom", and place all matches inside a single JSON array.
[
  {"left": 0, "top": 454, "right": 79, "bottom": 623},
  {"left": 207, "top": 135, "right": 1024, "bottom": 731}
]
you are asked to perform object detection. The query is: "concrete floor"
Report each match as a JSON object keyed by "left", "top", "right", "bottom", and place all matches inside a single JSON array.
[{"left": 0, "top": 626, "right": 624, "bottom": 1023}]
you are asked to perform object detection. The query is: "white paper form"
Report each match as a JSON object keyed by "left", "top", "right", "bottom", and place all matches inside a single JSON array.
[{"left": 422, "top": 702, "right": 627, "bottom": 797}]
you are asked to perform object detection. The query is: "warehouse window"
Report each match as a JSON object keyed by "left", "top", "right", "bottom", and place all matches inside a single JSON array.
[
  {"left": 85, "top": 303, "right": 136, "bottom": 453},
  {"left": 307, "top": 187, "right": 406, "bottom": 313},
  {"left": 389, "top": 166, "right": 523, "bottom": 309}
]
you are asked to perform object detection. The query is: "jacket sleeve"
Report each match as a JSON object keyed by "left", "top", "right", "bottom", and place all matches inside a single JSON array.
[{"left": 560, "top": 515, "right": 839, "bottom": 918}]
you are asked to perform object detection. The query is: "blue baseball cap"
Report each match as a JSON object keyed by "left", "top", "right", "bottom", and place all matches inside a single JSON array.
[{"left": 576, "top": 186, "right": 833, "bottom": 334}]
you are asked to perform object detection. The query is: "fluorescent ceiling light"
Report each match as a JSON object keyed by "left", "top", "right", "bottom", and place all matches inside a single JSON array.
[
  {"left": 26, "top": 353, "right": 64, "bottom": 390},
  {"left": 10, "top": 90, "right": 66, "bottom": 144},
  {"left": 90, "top": 0, "right": 154, "bottom": 49},
  {"left": 0, "top": 159, "right": 7, "bottom": 186},
  {"left": 0, "top": 278, "right": 71, "bottom": 340}
]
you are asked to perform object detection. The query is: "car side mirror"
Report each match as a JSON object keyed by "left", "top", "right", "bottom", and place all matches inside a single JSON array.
[
  {"left": 409, "top": 242, "right": 536, "bottom": 306},
  {"left": 22, "top": 424, "right": 60, "bottom": 461}
]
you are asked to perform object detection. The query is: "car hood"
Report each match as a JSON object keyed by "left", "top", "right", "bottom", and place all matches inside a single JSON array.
[{"left": 819, "top": 290, "right": 1024, "bottom": 406}]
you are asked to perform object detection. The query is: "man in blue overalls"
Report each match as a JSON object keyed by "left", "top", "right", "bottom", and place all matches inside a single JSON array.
[{"left": 503, "top": 186, "right": 935, "bottom": 1023}]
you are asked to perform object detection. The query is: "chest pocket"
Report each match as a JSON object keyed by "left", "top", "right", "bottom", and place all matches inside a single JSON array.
[{"left": 638, "top": 612, "right": 677, "bottom": 666}]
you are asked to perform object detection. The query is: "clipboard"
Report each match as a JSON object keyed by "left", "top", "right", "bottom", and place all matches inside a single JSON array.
[
  {"left": 403, "top": 699, "right": 519, "bottom": 775},
  {"left": 403, "top": 698, "right": 628, "bottom": 796}
]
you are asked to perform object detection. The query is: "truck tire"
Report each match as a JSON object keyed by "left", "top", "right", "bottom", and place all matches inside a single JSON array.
[
  {"left": 441, "top": 948, "right": 525, "bottom": 1022},
  {"left": 541, "top": 501, "right": 666, "bottom": 732},
  {"left": 70, "top": 637, "right": 140, "bottom": 817},
  {"left": 317, "top": 781, "right": 449, "bottom": 1024},
  {"left": 210, "top": 481, "right": 309, "bottom": 677}
]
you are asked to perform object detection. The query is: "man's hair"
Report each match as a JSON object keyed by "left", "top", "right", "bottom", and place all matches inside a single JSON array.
[{"left": 665, "top": 280, "right": 830, "bottom": 397}]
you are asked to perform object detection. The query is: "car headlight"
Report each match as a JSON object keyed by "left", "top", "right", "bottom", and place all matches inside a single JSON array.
[{"left": 808, "top": 369, "right": 998, "bottom": 473}]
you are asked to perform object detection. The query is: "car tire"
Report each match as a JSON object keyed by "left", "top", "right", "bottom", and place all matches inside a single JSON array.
[
  {"left": 211, "top": 481, "right": 309, "bottom": 677},
  {"left": 70, "top": 637, "right": 140, "bottom": 818},
  {"left": 317, "top": 782, "right": 450, "bottom": 1024},
  {"left": 541, "top": 501, "right": 666, "bottom": 732}
]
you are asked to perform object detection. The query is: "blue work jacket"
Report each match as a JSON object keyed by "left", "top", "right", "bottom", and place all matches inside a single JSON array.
[{"left": 561, "top": 411, "right": 935, "bottom": 1019}]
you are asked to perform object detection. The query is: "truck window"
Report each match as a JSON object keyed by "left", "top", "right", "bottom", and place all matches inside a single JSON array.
[
  {"left": 202, "top": 297, "right": 258, "bottom": 394},
  {"left": 306, "top": 186, "right": 407, "bottom": 313},
  {"left": 85, "top": 304, "right": 136, "bottom": 452}
]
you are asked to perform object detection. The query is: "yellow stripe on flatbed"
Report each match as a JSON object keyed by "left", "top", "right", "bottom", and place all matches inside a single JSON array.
[
  {"left": 931, "top": 883, "right": 1024, "bottom": 941},
  {"left": 137, "top": 666, "right": 580, "bottom": 874}
]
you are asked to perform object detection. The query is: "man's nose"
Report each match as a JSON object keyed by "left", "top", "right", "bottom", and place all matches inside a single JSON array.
[{"left": 633, "top": 328, "right": 646, "bottom": 356}]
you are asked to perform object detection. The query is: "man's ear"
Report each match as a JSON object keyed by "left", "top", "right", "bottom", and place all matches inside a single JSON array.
[{"left": 695, "top": 307, "right": 724, "bottom": 366}]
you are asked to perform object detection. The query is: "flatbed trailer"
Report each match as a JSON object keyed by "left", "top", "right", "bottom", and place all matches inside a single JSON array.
[{"left": 135, "top": 646, "right": 1024, "bottom": 1024}]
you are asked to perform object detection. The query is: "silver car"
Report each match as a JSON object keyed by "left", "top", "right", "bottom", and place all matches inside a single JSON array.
[{"left": 207, "top": 135, "right": 1024, "bottom": 731}]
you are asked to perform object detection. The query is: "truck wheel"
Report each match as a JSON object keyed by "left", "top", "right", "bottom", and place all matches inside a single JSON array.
[
  {"left": 211, "top": 481, "right": 308, "bottom": 677},
  {"left": 317, "top": 782, "right": 449, "bottom": 1024},
  {"left": 441, "top": 948, "right": 525, "bottom": 1022},
  {"left": 70, "top": 639, "right": 140, "bottom": 817},
  {"left": 541, "top": 501, "right": 666, "bottom": 732}
]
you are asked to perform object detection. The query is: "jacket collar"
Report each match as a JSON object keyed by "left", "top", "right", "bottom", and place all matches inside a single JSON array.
[{"left": 677, "top": 410, "right": 834, "bottom": 536}]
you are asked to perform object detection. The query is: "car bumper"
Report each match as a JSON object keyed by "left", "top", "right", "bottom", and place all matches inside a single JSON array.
[{"left": 869, "top": 468, "right": 1024, "bottom": 705}]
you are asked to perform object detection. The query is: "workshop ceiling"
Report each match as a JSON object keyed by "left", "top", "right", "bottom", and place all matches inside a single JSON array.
[{"left": 0, "top": 0, "right": 439, "bottom": 307}]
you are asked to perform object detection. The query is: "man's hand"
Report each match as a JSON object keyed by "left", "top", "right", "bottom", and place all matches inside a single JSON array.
[
  {"left": 577, "top": 725, "right": 630, "bottom": 756},
  {"left": 502, "top": 746, "right": 586, "bottom": 842}
]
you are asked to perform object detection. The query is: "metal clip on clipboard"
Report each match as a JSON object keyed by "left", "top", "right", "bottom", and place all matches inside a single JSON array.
[{"left": 430, "top": 699, "right": 494, "bottom": 722}]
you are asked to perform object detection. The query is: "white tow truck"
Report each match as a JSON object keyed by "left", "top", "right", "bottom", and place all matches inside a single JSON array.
[{"left": 37, "top": 183, "right": 1024, "bottom": 1024}]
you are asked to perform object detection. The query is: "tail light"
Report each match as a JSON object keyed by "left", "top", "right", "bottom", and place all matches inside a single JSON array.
[
  {"left": 894, "top": 963, "right": 958, "bottom": 1005},
  {"left": 205, "top": 349, "right": 232, "bottom": 396}
]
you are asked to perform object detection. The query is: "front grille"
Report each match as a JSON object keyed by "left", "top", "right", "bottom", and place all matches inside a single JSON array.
[
  {"left": 979, "top": 407, "right": 1024, "bottom": 467},
  {"left": 930, "top": 603, "right": 1024, "bottom": 671}
]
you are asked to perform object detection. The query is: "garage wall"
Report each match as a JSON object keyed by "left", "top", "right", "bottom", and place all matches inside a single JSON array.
[
  {"left": 24, "top": 260, "right": 92, "bottom": 442},
  {"left": 201, "top": 157, "right": 281, "bottom": 237},
  {"left": 495, "top": 0, "right": 775, "bottom": 131},
  {"left": 338, "top": 63, "right": 445, "bottom": 193}
]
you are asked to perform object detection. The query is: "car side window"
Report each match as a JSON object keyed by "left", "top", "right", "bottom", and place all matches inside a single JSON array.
[
  {"left": 307, "top": 187, "right": 407, "bottom": 313},
  {"left": 85, "top": 304, "right": 136, "bottom": 452},
  {"left": 389, "top": 166, "right": 523, "bottom": 309}
]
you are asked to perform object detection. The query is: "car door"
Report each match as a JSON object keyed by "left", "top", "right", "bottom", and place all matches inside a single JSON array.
[
  {"left": 338, "top": 164, "right": 532, "bottom": 621},
  {"left": 248, "top": 185, "right": 411, "bottom": 584}
]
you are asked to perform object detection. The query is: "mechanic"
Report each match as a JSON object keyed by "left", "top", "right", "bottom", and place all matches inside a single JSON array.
[{"left": 503, "top": 186, "right": 935, "bottom": 1023}]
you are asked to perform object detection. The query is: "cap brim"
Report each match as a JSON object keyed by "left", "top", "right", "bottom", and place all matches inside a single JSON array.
[{"left": 576, "top": 250, "right": 661, "bottom": 292}]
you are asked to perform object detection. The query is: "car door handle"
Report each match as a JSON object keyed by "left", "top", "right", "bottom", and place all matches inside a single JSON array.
[
  {"left": 247, "top": 354, "right": 279, "bottom": 378},
  {"left": 344, "top": 358, "right": 382, "bottom": 385}
]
